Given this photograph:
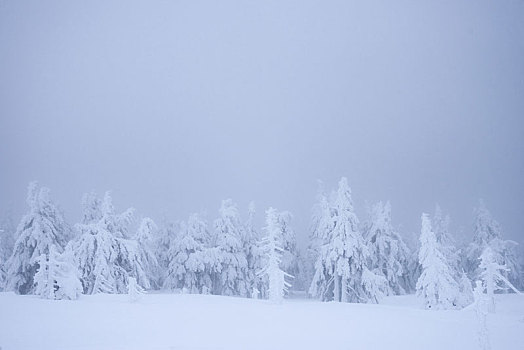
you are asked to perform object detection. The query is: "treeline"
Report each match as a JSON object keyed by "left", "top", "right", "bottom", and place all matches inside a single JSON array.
[{"left": 0, "top": 178, "right": 522, "bottom": 309}]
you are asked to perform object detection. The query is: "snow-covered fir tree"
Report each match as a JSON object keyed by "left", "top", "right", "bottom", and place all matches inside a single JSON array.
[
  {"left": 0, "top": 266, "right": 4, "bottom": 291},
  {"left": 309, "top": 178, "right": 387, "bottom": 303},
  {"left": 33, "top": 245, "right": 82, "bottom": 300},
  {"left": 5, "top": 182, "right": 70, "bottom": 294},
  {"left": 305, "top": 183, "right": 331, "bottom": 297},
  {"left": 155, "top": 219, "right": 180, "bottom": 288},
  {"left": 0, "top": 211, "right": 16, "bottom": 271},
  {"left": 243, "top": 202, "right": 266, "bottom": 298},
  {"left": 506, "top": 245, "right": 522, "bottom": 290},
  {"left": 432, "top": 205, "right": 460, "bottom": 279},
  {"left": 466, "top": 201, "right": 522, "bottom": 289},
  {"left": 67, "top": 192, "right": 149, "bottom": 294},
  {"left": 431, "top": 205, "right": 473, "bottom": 306},
  {"left": 489, "top": 237, "right": 522, "bottom": 290},
  {"left": 416, "top": 213, "right": 459, "bottom": 309},
  {"left": 0, "top": 232, "right": 7, "bottom": 290},
  {"left": 276, "top": 210, "right": 301, "bottom": 291},
  {"left": 0, "top": 212, "right": 16, "bottom": 290},
  {"left": 260, "top": 207, "right": 292, "bottom": 303},
  {"left": 401, "top": 228, "right": 423, "bottom": 292},
  {"left": 478, "top": 245, "right": 520, "bottom": 312},
  {"left": 212, "top": 199, "right": 249, "bottom": 297},
  {"left": 364, "top": 201, "right": 412, "bottom": 295},
  {"left": 135, "top": 217, "right": 160, "bottom": 289},
  {"left": 308, "top": 185, "right": 334, "bottom": 300},
  {"left": 164, "top": 213, "right": 213, "bottom": 293},
  {"left": 466, "top": 201, "right": 502, "bottom": 278}
]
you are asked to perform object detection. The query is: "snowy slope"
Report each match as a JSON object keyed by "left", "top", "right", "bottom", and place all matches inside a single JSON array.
[{"left": 0, "top": 293, "right": 523, "bottom": 350}]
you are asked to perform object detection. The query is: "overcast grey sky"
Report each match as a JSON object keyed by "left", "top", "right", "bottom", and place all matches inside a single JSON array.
[{"left": 1, "top": 0, "right": 523, "bottom": 246}]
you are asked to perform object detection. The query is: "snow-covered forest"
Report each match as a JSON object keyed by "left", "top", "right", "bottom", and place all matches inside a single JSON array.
[
  {"left": 1, "top": 179, "right": 523, "bottom": 349},
  {"left": 1, "top": 179, "right": 522, "bottom": 308},
  {"left": 2, "top": 0, "right": 524, "bottom": 349}
]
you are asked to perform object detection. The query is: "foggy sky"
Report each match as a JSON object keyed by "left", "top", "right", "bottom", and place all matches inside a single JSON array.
[{"left": 1, "top": 0, "right": 523, "bottom": 247}]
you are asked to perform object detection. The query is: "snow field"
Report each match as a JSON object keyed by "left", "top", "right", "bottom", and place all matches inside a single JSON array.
[{"left": 1, "top": 292, "right": 523, "bottom": 350}]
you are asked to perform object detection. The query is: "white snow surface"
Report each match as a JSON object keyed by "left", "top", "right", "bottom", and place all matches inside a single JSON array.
[{"left": 0, "top": 292, "right": 523, "bottom": 350}]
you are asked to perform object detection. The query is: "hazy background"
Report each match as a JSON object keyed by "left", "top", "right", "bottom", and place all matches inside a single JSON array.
[{"left": 1, "top": 0, "right": 523, "bottom": 247}]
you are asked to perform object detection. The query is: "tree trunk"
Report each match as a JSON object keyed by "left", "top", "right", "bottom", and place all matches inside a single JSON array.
[
  {"left": 334, "top": 272, "right": 341, "bottom": 302},
  {"left": 341, "top": 277, "right": 349, "bottom": 303}
]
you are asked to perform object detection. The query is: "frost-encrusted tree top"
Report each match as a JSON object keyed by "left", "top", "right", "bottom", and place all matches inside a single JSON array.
[
  {"left": 81, "top": 192, "right": 103, "bottom": 225},
  {"left": 433, "top": 205, "right": 454, "bottom": 248},
  {"left": 5, "top": 182, "right": 70, "bottom": 294},
  {"left": 366, "top": 201, "right": 412, "bottom": 295},
  {"left": 68, "top": 192, "right": 148, "bottom": 294},
  {"left": 416, "top": 213, "right": 459, "bottom": 309},
  {"left": 473, "top": 200, "right": 502, "bottom": 246}
]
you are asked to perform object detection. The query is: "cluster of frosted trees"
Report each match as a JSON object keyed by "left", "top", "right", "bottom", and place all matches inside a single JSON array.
[
  {"left": 0, "top": 182, "right": 300, "bottom": 302},
  {"left": 307, "top": 178, "right": 522, "bottom": 308},
  {"left": 0, "top": 179, "right": 522, "bottom": 308}
]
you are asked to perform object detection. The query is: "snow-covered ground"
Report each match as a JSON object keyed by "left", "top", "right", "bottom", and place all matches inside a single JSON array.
[{"left": 0, "top": 292, "right": 522, "bottom": 350}]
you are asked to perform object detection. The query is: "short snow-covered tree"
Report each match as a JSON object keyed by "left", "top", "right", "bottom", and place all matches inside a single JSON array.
[
  {"left": 456, "top": 271, "right": 474, "bottom": 308},
  {"left": 34, "top": 245, "right": 82, "bottom": 300},
  {"left": 164, "top": 213, "right": 213, "bottom": 293},
  {"left": 260, "top": 208, "right": 292, "bottom": 303},
  {"left": 310, "top": 178, "right": 387, "bottom": 303},
  {"left": 128, "top": 277, "right": 145, "bottom": 302},
  {"left": 212, "top": 199, "right": 249, "bottom": 296},
  {"left": 365, "top": 201, "right": 412, "bottom": 295},
  {"left": 416, "top": 213, "right": 459, "bottom": 309},
  {"left": 68, "top": 192, "right": 149, "bottom": 294},
  {"left": 5, "top": 182, "right": 70, "bottom": 294}
]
